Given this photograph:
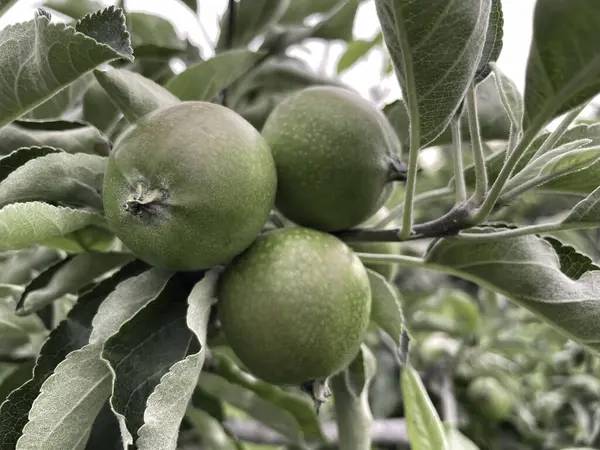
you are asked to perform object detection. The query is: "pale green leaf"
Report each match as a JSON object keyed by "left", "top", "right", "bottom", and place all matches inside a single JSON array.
[
  {"left": 184, "top": 407, "right": 237, "bottom": 450},
  {"left": 166, "top": 50, "right": 265, "bottom": 102},
  {"left": 367, "top": 269, "right": 403, "bottom": 346},
  {"left": 446, "top": 427, "right": 480, "bottom": 450},
  {"left": 0, "top": 152, "right": 106, "bottom": 210},
  {"left": 94, "top": 68, "right": 180, "bottom": 123},
  {"left": 18, "top": 252, "right": 134, "bottom": 316},
  {"left": 127, "top": 12, "right": 185, "bottom": 58},
  {"left": 42, "top": 0, "right": 104, "bottom": 19},
  {"left": 0, "top": 120, "right": 111, "bottom": 156},
  {"left": 524, "top": 0, "right": 600, "bottom": 130},
  {"left": 136, "top": 271, "right": 217, "bottom": 450},
  {"left": 490, "top": 63, "right": 523, "bottom": 130},
  {"left": 402, "top": 363, "right": 448, "bottom": 450},
  {"left": 425, "top": 234, "right": 600, "bottom": 354},
  {"left": 0, "top": 147, "right": 62, "bottom": 182},
  {"left": 376, "top": 0, "right": 492, "bottom": 146},
  {"left": 0, "top": 6, "right": 133, "bottom": 128},
  {"left": 562, "top": 185, "right": 600, "bottom": 227},
  {"left": 16, "top": 345, "right": 112, "bottom": 450},
  {"left": 0, "top": 202, "right": 102, "bottom": 250}
]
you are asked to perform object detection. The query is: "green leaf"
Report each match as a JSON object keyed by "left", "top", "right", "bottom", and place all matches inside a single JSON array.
[
  {"left": 137, "top": 271, "right": 217, "bottom": 450},
  {"left": 311, "top": 0, "right": 359, "bottom": 42},
  {"left": 473, "top": 0, "right": 503, "bottom": 84},
  {"left": 425, "top": 234, "right": 600, "bottom": 355},
  {"left": 544, "top": 237, "right": 600, "bottom": 280},
  {"left": 216, "top": 0, "right": 290, "bottom": 49},
  {"left": 17, "top": 252, "right": 134, "bottom": 316},
  {"left": 0, "top": 7, "right": 133, "bottom": 128},
  {"left": 562, "top": 185, "right": 600, "bottom": 227},
  {"left": 180, "top": 0, "right": 198, "bottom": 13},
  {"left": 94, "top": 68, "right": 180, "bottom": 123},
  {"left": 367, "top": 269, "right": 404, "bottom": 346},
  {"left": 0, "top": 0, "right": 18, "bottom": 18},
  {"left": 40, "top": 225, "right": 116, "bottom": 254},
  {"left": 401, "top": 363, "right": 448, "bottom": 450},
  {"left": 211, "top": 351, "right": 325, "bottom": 442},
  {"left": 102, "top": 272, "right": 200, "bottom": 447},
  {"left": 42, "top": 0, "right": 104, "bottom": 19},
  {"left": 127, "top": 12, "right": 186, "bottom": 58},
  {"left": 0, "top": 147, "right": 62, "bottom": 182},
  {"left": 523, "top": 0, "right": 600, "bottom": 130},
  {"left": 385, "top": 74, "right": 511, "bottom": 149},
  {"left": 330, "top": 345, "right": 377, "bottom": 450},
  {"left": 376, "top": 0, "right": 492, "bottom": 146},
  {"left": 0, "top": 261, "right": 149, "bottom": 449},
  {"left": 0, "top": 203, "right": 102, "bottom": 251},
  {"left": 0, "top": 120, "right": 111, "bottom": 157},
  {"left": 0, "top": 152, "right": 106, "bottom": 210},
  {"left": 279, "top": 0, "right": 339, "bottom": 24},
  {"left": 85, "top": 400, "right": 122, "bottom": 450},
  {"left": 82, "top": 80, "right": 121, "bottom": 134},
  {"left": 185, "top": 407, "right": 238, "bottom": 450},
  {"left": 166, "top": 50, "right": 265, "bottom": 102},
  {"left": 337, "top": 33, "right": 383, "bottom": 74},
  {"left": 198, "top": 372, "right": 307, "bottom": 445},
  {"left": 490, "top": 63, "right": 523, "bottom": 130},
  {"left": 0, "top": 297, "right": 45, "bottom": 341}
]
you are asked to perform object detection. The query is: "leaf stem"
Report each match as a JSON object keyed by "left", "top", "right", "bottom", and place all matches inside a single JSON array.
[
  {"left": 376, "top": 187, "right": 453, "bottom": 228},
  {"left": 466, "top": 84, "right": 488, "bottom": 203},
  {"left": 450, "top": 119, "right": 467, "bottom": 204},
  {"left": 456, "top": 221, "right": 599, "bottom": 240},
  {"left": 330, "top": 371, "right": 373, "bottom": 450},
  {"left": 530, "top": 104, "right": 586, "bottom": 160}
]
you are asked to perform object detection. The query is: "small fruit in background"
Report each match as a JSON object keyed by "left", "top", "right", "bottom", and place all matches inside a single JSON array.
[
  {"left": 217, "top": 227, "right": 372, "bottom": 385},
  {"left": 467, "top": 377, "right": 513, "bottom": 421},
  {"left": 262, "top": 85, "right": 407, "bottom": 232},
  {"left": 102, "top": 101, "right": 277, "bottom": 271}
]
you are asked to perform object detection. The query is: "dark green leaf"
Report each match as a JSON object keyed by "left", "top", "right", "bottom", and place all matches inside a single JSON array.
[
  {"left": 216, "top": 0, "right": 290, "bottom": 49},
  {"left": 376, "top": 0, "right": 493, "bottom": 146},
  {"left": 0, "top": 147, "right": 62, "bottom": 182},
  {"left": 0, "top": 203, "right": 103, "bottom": 251},
  {"left": 0, "top": 361, "right": 34, "bottom": 405},
  {"left": 0, "top": 0, "right": 18, "bottom": 18},
  {"left": 473, "top": 0, "right": 503, "bottom": 84},
  {"left": 524, "top": 0, "right": 600, "bottom": 130},
  {"left": 17, "top": 252, "right": 134, "bottom": 316},
  {"left": 337, "top": 33, "right": 383, "bottom": 73},
  {"left": 367, "top": 269, "right": 404, "bottom": 346},
  {"left": 166, "top": 50, "right": 265, "bottom": 102},
  {"left": 84, "top": 400, "right": 122, "bottom": 450},
  {"left": 401, "top": 363, "right": 448, "bottom": 450},
  {"left": 311, "top": 0, "right": 359, "bottom": 41},
  {"left": 0, "top": 260, "right": 149, "bottom": 449},
  {"left": 0, "top": 152, "right": 106, "bottom": 210},
  {"left": 544, "top": 237, "right": 600, "bottom": 280},
  {"left": 211, "top": 351, "right": 325, "bottom": 441},
  {"left": 180, "top": 0, "right": 197, "bottom": 13},
  {"left": 25, "top": 73, "right": 94, "bottom": 120},
  {"left": 128, "top": 12, "right": 186, "bottom": 58},
  {"left": 94, "top": 68, "right": 180, "bottom": 123},
  {"left": 0, "top": 120, "right": 111, "bottom": 157},
  {"left": 425, "top": 234, "right": 600, "bottom": 355},
  {"left": 0, "top": 7, "right": 133, "bottom": 128},
  {"left": 102, "top": 272, "right": 200, "bottom": 446}
]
